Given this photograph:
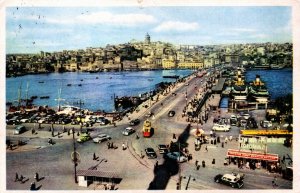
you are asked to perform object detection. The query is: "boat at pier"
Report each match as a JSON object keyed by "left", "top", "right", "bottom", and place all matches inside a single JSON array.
[
  {"left": 248, "top": 75, "right": 269, "bottom": 103},
  {"left": 230, "top": 70, "right": 248, "bottom": 101},
  {"left": 162, "top": 75, "right": 179, "bottom": 79}
]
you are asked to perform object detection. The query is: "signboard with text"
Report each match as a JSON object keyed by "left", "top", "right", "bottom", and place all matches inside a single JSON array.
[{"left": 227, "top": 149, "right": 278, "bottom": 162}]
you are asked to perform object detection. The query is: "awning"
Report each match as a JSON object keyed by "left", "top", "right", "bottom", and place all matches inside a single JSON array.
[
  {"left": 77, "top": 170, "right": 120, "bottom": 178},
  {"left": 227, "top": 149, "right": 278, "bottom": 162}
]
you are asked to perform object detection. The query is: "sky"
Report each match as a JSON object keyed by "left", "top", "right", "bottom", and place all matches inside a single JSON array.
[{"left": 6, "top": 6, "right": 292, "bottom": 54}]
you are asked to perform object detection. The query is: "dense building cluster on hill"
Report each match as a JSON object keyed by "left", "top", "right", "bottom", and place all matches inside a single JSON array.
[{"left": 6, "top": 34, "right": 293, "bottom": 77}]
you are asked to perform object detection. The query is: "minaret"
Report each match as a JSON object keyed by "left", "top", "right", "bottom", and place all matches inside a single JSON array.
[{"left": 145, "top": 33, "right": 150, "bottom": 44}]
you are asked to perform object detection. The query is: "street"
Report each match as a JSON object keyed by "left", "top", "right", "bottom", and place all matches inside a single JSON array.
[{"left": 6, "top": 71, "right": 293, "bottom": 190}]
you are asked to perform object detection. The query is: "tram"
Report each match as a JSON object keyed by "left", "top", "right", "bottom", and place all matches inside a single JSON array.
[{"left": 143, "top": 119, "right": 152, "bottom": 137}]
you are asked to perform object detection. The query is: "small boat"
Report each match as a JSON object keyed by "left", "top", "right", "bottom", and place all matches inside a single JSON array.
[
  {"left": 80, "top": 79, "right": 83, "bottom": 81},
  {"left": 67, "top": 84, "right": 72, "bottom": 86},
  {"left": 96, "top": 77, "right": 99, "bottom": 79},
  {"left": 38, "top": 81, "right": 44, "bottom": 83},
  {"left": 78, "top": 84, "right": 82, "bottom": 87},
  {"left": 31, "top": 96, "right": 38, "bottom": 99},
  {"left": 40, "top": 96, "right": 50, "bottom": 99}
]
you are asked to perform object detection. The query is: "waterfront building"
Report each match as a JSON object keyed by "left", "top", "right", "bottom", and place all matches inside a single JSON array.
[
  {"left": 162, "top": 58, "right": 176, "bottom": 69},
  {"left": 177, "top": 61, "right": 204, "bottom": 69}
]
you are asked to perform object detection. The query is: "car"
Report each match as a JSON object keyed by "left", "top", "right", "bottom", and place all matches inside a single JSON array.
[
  {"left": 145, "top": 147, "right": 157, "bottom": 159},
  {"left": 230, "top": 115, "right": 238, "bottom": 126},
  {"left": 145, "top": 112, "right": 153, "bottom": 117},
  {"left": 19, "top": 118, "right": 29, "bottom": 123},
  {"left": 239, "top": 119, "right": 247, "bottom": 128},
  {"left": 214, "top": 173, "right": 244, "bottom": 188},
  {"left": 158, "top": 144, "right": 169, "bottom": 154},
  {"left": 240, "top": 112, "right": 251, "bottom": 120},
  {"left": 168, "top": 110, "right": 175, "bottom": 117},
  {"left": 99, "top": 119, "right": 110, "bottom": 125},
  {"left": 14, "top": 125, "right": 26, "bottom": 135},
  {"left": 212, "top": 124, "right": 230, "bottom": 132},
  {"left": 122, "top": 127, "right": 135, "bottom": 136},
  {"left": 77, "top": 133, "right": 91, "bottom": 143},
  {"left": 165, "top": 152, "right": 188, "bottom": 163},
  {"left": 247, "top": 117, "right": 258, "bottom": 129},
  {"left": 185, "top": 83, "right": 189, "bottom": 86},
  {"left": 93, "top": 134, "right": 111, "bottom": 143},
  {"left": 260, "top": 120, "right": 272, "bottom": 128},
  {"left": 129, "top": 119, "right": 140, "bottom": 126}
]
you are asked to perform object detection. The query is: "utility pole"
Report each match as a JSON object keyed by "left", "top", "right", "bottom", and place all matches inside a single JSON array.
[{"left": 185, "top": 175, "right": 192, "bottom": 190}]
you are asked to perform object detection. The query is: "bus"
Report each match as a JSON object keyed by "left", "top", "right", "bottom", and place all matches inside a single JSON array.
[{"left": 143, "top": 120, "right": 152, "bottom": 137}]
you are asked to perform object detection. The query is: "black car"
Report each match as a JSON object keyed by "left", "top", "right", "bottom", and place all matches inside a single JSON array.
[
  {"left": 145, "top": 147, "right": 157, "bottom": 159},
  {"left": 214, "top": 174, "right": 244, "bottom": 189},
  {"left": 168, "top": 110, "right": 175, "bottom": 117},
  {"left": 129, "top": 119, "right": 140, "bottom": 126}
]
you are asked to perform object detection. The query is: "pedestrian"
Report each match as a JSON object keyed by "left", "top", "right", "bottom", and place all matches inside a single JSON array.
[
  {"left": 272, "top": 176, "right": 277, "bottom": 187},
  {"left": 122, "top": 143, "right": 126, "bottom": 150},
  {"left": 155, "top": 160, "right": 158, "bottom": 167},
  {"left": 93, "top": 153, "right": 96, "bottom": 160},
  {"left": 34, "top": 172, "right": 39, "bottom": 181},
  {"left": 15, "top": 173, "right": 19, "bottom": 182},
  {"left": 225, "top": 137, "right": 228, "bottom": 144},
  {"left": 30, "top": 181, "right": 36, "bottom": 190},
  {"left": 205, "top": 146, "right": 208, "bottom": 152},
  {"left": 173, "top": 133, "right": 176, "bottom": 140},
  {"left": 195, "top": 160, "right": 199, "bottom": 167},
  {"left": 210, "top": 130, "right": 213, "bottom": 137},
  {"left": 107, "top": 142, "right": 110, "bottom": 149},
  {"left": 229, "top": 135, "right": 232, "bottom": 141},
  {"left": 19, "top": 175, "right": 24, "bottom": 182}
]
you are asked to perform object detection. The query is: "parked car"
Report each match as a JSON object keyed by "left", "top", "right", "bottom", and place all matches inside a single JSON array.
[
  {"left": 239, "top": 119, "right": 248, "bottom": 128},
  {"left": 212, "top": 124, "right": 230, "bottom": 132},
  {"left": 93, "top": 134, "right": 111, "bottom": 143},
  {"left": 230, "top": 115, "right": 238, "bottom": 126},
  {"left": 145, "top": 147, "right": 157, "bottom": 159},
  {"left": 77, "top": 133, "right": 91, "bottom": 143},
  {"left": 99, "top": 119, "right": 110, "bottom": 125},
  {"left": 214, "top": 173, "right": 244, "bottom": 188},
  {"left": 7, "top": 116, "right": 20, "bottom": 125},
  {"left": 168, "top": 110, "right": 176, "bottom": 117},
  {"left": 247, "top": 117, "right": 258, "bottom": 129},
  {"left": 158, "top": 144, "right": 169, "bottom": 154},
  {"left": 165, "top": 152, "right": 188, "bottom": 163},
  {"left": 260, "top": 120, "right": 272, "bottom": 128},
  {"left": 122, "top": 127, "right": 135, "bottom": 136},
  {"left": 20, "top": 118, "right": 29, "bottom": 123},
  {"left": 129, "top": 119, "right": 140, "bottom": 126},
  {"left": 14, "top": 125, "right": 26, "bottom": 135},
  {"left": 240, "top": 112, "right": 251, "bottom": 120}
]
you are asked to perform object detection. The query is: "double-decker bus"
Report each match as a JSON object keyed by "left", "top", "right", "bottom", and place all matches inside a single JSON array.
[{"left": 143, "top": 119, "right": 152, "bottom": 137}]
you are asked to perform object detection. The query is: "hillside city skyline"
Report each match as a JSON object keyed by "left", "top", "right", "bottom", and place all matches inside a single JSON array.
[{"left": 6, "top": 6, "right": 292, "bottom": 54}]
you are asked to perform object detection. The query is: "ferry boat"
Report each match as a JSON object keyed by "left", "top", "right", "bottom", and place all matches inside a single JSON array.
[
  {"left": 248, "top": 75, "right": 269, "bottom": 103},
  {"left": 143, "top": 119, "right": 152, "bottom": 137},
  {"left": 230, "top": 75, "right": 248, "bottom": 101}
]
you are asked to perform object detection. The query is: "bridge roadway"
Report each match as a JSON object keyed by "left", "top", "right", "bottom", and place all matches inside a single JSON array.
[{"left": 6, "top": 69, "right": 293, "bottom": 190}]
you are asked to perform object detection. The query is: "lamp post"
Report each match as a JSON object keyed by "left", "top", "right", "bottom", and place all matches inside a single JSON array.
[{"left": 71, "top": 128, "right": 79, "bottom": 183}]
